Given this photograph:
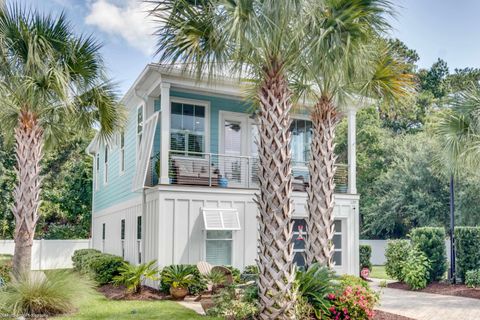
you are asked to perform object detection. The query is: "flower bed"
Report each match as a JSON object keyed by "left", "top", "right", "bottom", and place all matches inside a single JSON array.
[{"left": 388, "top": 281, "right": 480, "bottom": 300}]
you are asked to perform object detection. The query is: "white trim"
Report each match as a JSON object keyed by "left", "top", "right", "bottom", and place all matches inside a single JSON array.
[
  {"left": 119, "top": 131, "right": 126, "bottom": 176},
  {"left": 136, "top": 104, "right": 145, "bottom": 162},
  {"left": 170, "top": 96, "right": 211, "bottom": 154}
]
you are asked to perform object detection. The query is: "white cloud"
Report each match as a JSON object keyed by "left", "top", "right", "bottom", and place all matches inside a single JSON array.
[{"left": 85, "top": 0, "right": 156, "bottom": 56}]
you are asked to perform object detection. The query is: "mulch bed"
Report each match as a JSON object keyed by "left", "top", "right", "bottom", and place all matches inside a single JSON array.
[
  {"left": 98, "top": 284, "right": 167, "bottom": 300},
  {"left": 388, "top": 281, "right": 480, "bottom": 300},
  {"left": 374, "top": 310, "right": 414, "bottom": 320}
]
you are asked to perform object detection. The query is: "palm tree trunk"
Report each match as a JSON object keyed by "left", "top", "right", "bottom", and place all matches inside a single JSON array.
[
  {"left": 255, "top": 63, "right": 295, "bottom": 319},
  {"left": 12, "top": 111, "right": 43, "bottom": 275},
  {"left": 306, "top": 96, "right": 340, "bottom": 267}
]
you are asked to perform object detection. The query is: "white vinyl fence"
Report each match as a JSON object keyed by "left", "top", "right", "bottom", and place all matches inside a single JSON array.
[
  {"left": 360, "top": 239, "right": 452, "bottom": 265},
  {"left": 0, "top": 239, "right": 91, "bottom": 270}
]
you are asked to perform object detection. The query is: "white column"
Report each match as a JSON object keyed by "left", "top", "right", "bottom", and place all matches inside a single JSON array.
[
  {"left": 347, "top": 108, "right": 357, "bottom": 194},
  {"left": 160, "top": 82, "right": 171, "bottom": 184}
]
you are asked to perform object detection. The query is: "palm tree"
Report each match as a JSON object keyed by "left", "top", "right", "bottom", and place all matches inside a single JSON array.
[
  {"left": 0, "top": 5, "right": 124, "bottom": 275},
  {"left": 148, "top": 0, "right": 303, "bottom": 317},
  {"left": 296, "top": 0, "right": 415, "bottom": 267},
  {"left": 431, "top": 86, "right": 480, "bottom": 282}
]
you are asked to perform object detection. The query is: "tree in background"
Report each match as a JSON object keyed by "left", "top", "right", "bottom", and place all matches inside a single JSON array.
[
  {"left": 149, "top": 0, "right": 304, "bottom": 317},
  {"left": 0, "top": 5, "right": 124, "bottom": 274},
  {"left": 297, "top": 0, "right": 414, "bottom": 266}
]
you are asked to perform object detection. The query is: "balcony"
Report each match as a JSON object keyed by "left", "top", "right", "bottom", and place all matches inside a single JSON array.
[{"left": 150, "top": 151, "right": 349, "bottom": 193}]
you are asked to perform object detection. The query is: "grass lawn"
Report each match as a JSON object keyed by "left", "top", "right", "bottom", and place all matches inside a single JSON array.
[
  {"left": 56, "top": 291, "right": 220, "bottom": 320},
  {"left": 370, "top": 265, "right": 393, "bottom": 280}
]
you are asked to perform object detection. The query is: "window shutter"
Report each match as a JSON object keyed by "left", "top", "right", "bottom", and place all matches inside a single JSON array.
[{"left": 202, "top": 208, "right": 241, "bottom": 230}]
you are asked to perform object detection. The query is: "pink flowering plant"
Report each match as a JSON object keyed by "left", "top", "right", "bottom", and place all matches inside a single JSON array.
[{"left": 327, "top": 284, "right": 378, "bottom": 320}]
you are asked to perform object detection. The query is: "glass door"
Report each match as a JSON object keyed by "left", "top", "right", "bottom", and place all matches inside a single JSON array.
[{"left": 220, "top": 112, "right": 248, "bottom": 187}]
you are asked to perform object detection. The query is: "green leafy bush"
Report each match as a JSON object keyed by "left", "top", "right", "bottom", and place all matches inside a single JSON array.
[
  {"left": 465, "top": 269, "right": 480, "bottom": 288},
  {"left": 71, "top": 249, "right": 101, "bottom": 271},
  {"left": 86, "top": 254, "right": 124, "bottom": 285},
  {"left": 0, "top": 256, "right": 13, "bottom": 284},
  {"left": 205, "top": 269, "right": 227, "bottom": 294},
  {"left": 360, "top": 245, "right": 372, "bottom": 271},
  {"left": 327, "top": 284, "right": 378, "bottom": 320},
  {"left": 206, "top": 287, "right": 259, "bottom": 319},
  {"left": 402, "top": 247, "right": 430, "bottom": 290},
  {"left": 296, "top": 263, "right": 337, "bottom": 318},
  {"left": 0, "top": 270, "right": 94, "bottom": 316},
  {"left": 385, "top": 240, "right": 411, "bottom": 281},
  {"left": 160, "top": 265, "right": 207, "bottom": 295},
  {"left": 455, "top": 227, "right": 480, "bottom": 281},
  {"left": 410, "top": 227, "right": 447, "bottom": 282},
  {"left": 241, "top": 264, "right": 259, "bottom": 282},
  {"left": 113, "top": 260, "right": 159, "bottom": 293},
  {"left": 339, "top": 274, "right": 369, "bottom": 290}
]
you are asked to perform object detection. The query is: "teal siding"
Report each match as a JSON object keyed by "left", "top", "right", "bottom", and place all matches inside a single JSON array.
[{"left": 93, "top": 103, "right": 144, "bottom": 212}]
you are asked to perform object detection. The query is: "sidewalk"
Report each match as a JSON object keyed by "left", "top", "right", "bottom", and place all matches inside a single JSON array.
[{"left": 371, "top": 279, "right": 480, "bottom": 320}]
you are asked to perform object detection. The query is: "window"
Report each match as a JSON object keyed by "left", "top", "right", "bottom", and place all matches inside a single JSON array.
[
  {"left": 206, "top": 230, "right": 232, "bottom": 265},
  {"left": 120, "top": 132, "right": 125, "bottom": 174},
  {"left": 121, "top": 219, "right": 125, "bottom": 259},
  {"left": 95, "top": 153, "right": 100, "bottom": 191},
  {"left": 104, "top": 146, "right": 109, "bottom": 185},
  {"left": 137, "top": 106, "right": 144, "bottom": 150},
  {"left": 170, "top": 102, "right": 206, "bottom": 155},
  {"left": 102, "top": 223, "right": 106, "bottom": 252},
  {"left": 137, "top": 216, "right": 142, "bottom": 264},
  {"left": 292, "top": 218, "right": 343, "bottom": 267},
  {"left": 290, "top": 119, "right": 312, "bottom": 165}
]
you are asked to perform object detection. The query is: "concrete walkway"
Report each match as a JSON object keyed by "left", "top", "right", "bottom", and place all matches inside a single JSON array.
[{"left": 371, "top": 279, "right": 480, "bottom": 320}]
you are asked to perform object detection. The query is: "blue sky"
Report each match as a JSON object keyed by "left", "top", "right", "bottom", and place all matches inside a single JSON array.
[{"left": 17, "top": 0, "right": 480, "bottom": 94}]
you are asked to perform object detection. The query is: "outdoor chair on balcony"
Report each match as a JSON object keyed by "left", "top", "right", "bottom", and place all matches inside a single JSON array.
[{"left": 171, "top": 156, "right": 220, "bottom": 186}]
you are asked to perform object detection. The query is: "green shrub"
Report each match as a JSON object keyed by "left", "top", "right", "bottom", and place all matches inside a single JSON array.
[
  {"left": 160, "top": 265, "right": 207, "bottom": 295},
  {"left": 359, "top": 245, "right": 372, "bottom": 271},
  {"left": 410, "top": 227, "right": 447, "bottom": 282},
  {"left": 385, "top": 240, "right": 411, "bottom": 281},
  {"left": 86, "top": 254, "right": 124, "bottom": 285},
  {"left": 241, "top": 264, "right": 259, "bottom": 282},
  {"left": 296, "top": 263, "right": 336, "bottom": 318},
  {"left": 206, "top": 287, "right": 259, "bottom": 319},
  {"left": 455, "top": 227, "right": 480, "bottom": 281},
  {"left": 402, "top": 247, "right": 430, "bottom": 290},
  {"left": 71, "top": 249, "right": 101, "bottom": 271},
  {"left": 0, "top": 270, "right": 94, "bottom": 316},
  {"left": 0, "top": 258, "right": 13, "bottom": 284},
  {"left": 339, "top": 274, "right": 369, "bottom": 290},
  {"left": 113, "top": 260, "right": 159, "bottom": 293},
  {"left": 465, "top": 269, "right": 480, "bottom": 288},
  {"left": 328, "top": 284, "right": 378, "bottom": 320}
]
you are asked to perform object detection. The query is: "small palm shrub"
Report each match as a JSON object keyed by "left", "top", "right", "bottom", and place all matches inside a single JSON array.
[
  {"left": 160, "top": 264, "right": 207, "bottom": 295},
  {"left": 385, "top": 240, "right": 411, "bottom": 281},
  {"left": 410, "top": 227, "right": 447, "bottom": 282},
  {"left": 360, "top": 245, "right": 372, "bottom": 271},
  {"left": 205, "top": 269, "right": 227, "bottom": 294},
  {"left": 402, "top": 247, "right": 430, "bottom": 290},
  {"left": 113, "top": 260, "right": 160, "bottom": 293},
  {"left": 295, "top": 263, "right": 337, "bottom": 318},
  {"left": 206, "top": 287, "right": 259, "bottom": 319},
  {"left": 465, "top": 269, "right": 480, "bottom": 288},
  {"left": 161, "top": 265, "right": 196, "bottom": 290},
  {"left": 0, "top": 270, "right": 94, "bottom": 316}
]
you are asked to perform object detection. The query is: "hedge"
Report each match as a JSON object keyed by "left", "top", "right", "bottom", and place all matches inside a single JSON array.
[
  {"left": 455, "top": 227, "right": 480, "bottom": 281},
  {"left": 360, "top": 245, "right": 372, "bottom": 271},
  {"left": 410, "top": 227, "right": 447, "bottom": 282},
  {"left": 385, "top": 240, "right": 410, "bottom": 281},
  {"left": 72, "top": 249, "right": 124, "bottom": 285}
]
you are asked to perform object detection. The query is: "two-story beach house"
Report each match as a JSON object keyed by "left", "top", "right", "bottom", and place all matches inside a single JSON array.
[{"left": 87, "top": 64, "right": 360, "bottom": 275}]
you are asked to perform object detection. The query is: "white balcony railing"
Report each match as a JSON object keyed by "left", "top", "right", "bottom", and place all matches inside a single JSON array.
[{"left": 150, "top": 151, "right": 348, "bottom": 193}]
